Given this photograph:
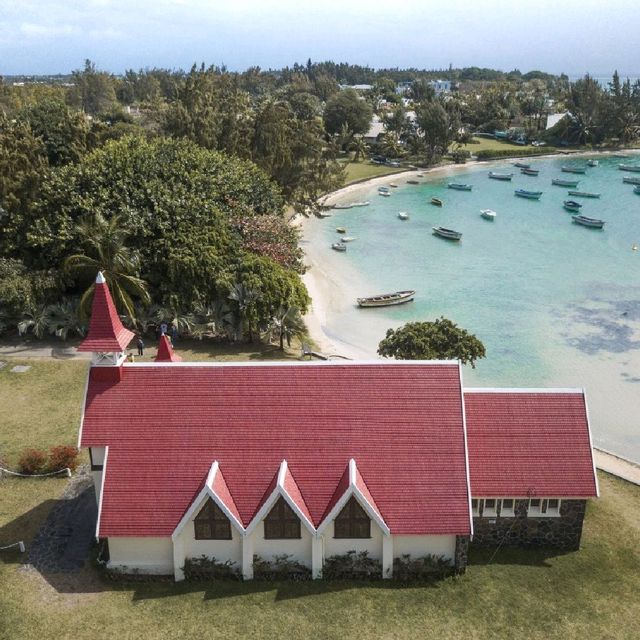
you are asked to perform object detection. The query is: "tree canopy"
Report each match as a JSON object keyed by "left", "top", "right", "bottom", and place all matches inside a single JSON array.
[
  {"left": 323, "top": 88, "right": 373, "bottom": 136},
  {"left": 377, "top": 318, "right": 486, "bottom": 367}
]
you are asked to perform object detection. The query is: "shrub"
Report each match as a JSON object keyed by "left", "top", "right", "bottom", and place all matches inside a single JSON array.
[
  {"left": 322, "top": 550, "right": 382, "bottom": 580},
  {"left": 392, "top": 554, "right": 453, "bottom": 581},
  {"left": 17, "top": 448, "right": 47, "bottom": 475},
  {"left": 253, "top": 554, "right": 311, "bottom": 581},
  {"left": 475, "top": 147, "right": 557, "bottom": 160},
  {"left": 183, "top": 555, "right": 240, "bottom": 581},
  {"left": 46, "top": 445, "right": 80, "bottom": 472},
  {"left": 449, "top": 149, "right": 471, "bottom": 164}
]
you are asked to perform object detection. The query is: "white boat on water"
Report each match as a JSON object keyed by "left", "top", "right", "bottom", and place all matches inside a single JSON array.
[
  {"left": 588, "top": 159, "right": 599, "bottom": 167},
  {"left": 398, "top": 211, "right": 409, "bottom": 220},
  {"left": 334, "top": 201, "right": 370, "bottom": 209},
  {"left": 378, "top": 186, "right": 391, "bottom": 193},
  {"left": 357, "top": 290, "right": 416, "bottom": 307},
  {"left": 480, "top": 209, "right": 496, "bottom": 220},
  {"left": 619, "top": 164, "right": 640, "bottom": 172},
  {"left": 340, "top": 236, "right": 356, "bottom": 242},
  {"left": 331, "top": 242, "right": 347, "bottom": 252},
  {"left": 432, "top": 226, "right": 463, "bottom": 240},
  {"left": 572, "top": 215, "right": 605, "bottom": 229},
  {"left": 351, "top": 201, "right": 370, "bottom": 207}
]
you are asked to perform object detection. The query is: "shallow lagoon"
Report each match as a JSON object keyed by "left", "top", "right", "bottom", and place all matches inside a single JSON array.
[{"left": 302, "top": 154, "right": 640, "bottom": 462}]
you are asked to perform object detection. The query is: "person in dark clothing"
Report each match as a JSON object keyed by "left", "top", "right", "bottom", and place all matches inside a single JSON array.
[{"left": 137, "top": 336, "right": 144, "bottom": 356}]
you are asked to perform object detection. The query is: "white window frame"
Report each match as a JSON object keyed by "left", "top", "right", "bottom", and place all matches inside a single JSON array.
[
  {"left": 471, "top": 498, "right": 479, "bottom": 517},
  {"left": 482, "top": 498, "right": 497, "bottom": 517},
  {"left": 500, "top": 498, "right": 515, "bottom": 517},
  {"left": 528, "top": 498, "right": 562, "bottom": 518}
]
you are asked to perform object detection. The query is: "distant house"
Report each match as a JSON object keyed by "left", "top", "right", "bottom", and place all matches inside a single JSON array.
[
  {"left": 363, "top": 114, "right": 385, "bottom": 143},
  {"left": 546, "top": 112, "right": 570, "bottom": 130},
  {"left": 78, "top": 274, "right": 599, "bottom": 581},
  {"left": 339, "top": 84, "right": 373, "bottom": 92}
]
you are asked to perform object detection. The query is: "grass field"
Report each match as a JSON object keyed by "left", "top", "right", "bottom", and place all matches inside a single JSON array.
[
  {"left": 457, "top": 136, "right": 534, "bottom": 154},
  {"left": 1, "top": 358, "right": 639, "bottom": 640}
]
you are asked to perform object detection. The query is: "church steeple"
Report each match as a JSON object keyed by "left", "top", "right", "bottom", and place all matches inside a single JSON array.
[
  {"left": 77, "top": 272, "right": 135, "bottom": 365},
  {"left": 155, "top": 334, "right": 182, "bottom": 362}
]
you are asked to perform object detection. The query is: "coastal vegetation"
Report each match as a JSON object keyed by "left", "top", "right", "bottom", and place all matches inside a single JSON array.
[{"left": 377, "top": 318, "right": 486, "bottom": 367}]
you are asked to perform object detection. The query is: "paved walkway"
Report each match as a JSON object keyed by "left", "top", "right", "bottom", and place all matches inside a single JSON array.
[
  {"left": 0, "top": 343, "right": 91, "bottom": 360},
  {"left": 594, "top": 448, "right": 640, "bottom": 486},
  {"left": 28, "top": 467, "right": 97, "bottom": 573}
]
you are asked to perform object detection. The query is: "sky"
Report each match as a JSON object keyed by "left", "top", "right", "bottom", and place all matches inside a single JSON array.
[{"left": 1, "top": 0, "right": 639, "bottom": 77}]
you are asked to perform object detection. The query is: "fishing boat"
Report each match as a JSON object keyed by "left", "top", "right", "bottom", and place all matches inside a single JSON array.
[
  {"left": 587, "top": 159, "right": 599, "bottom": 167},
  {"left": 351, "top": 201, "right": 370, "bottom": 207},
  {"left": 563, "top": 200, "right": 583, "bottom": 212},
  {"left": 448, "top": 183, "right": 473, "bottom": 191},
  {"left": 416, "top": 173, "right": 424, "bottom": 177},
  {"left": 379, "top": 191, "right": 391, "bottom": 197},
  {"left": 331, "top": 242, "right": 347, "bottom": 252},
  {"left": 634, "top": 186, "right": 640, "bottom": 195},
  {"left": 514, "top": 162, "right": 530, "bottom": 169},
  {"left": 317, "top": 211, "right": 333, "bottom": 218},
  {"left": 622, "top": 176, "right": 640, "bottom": 185},
  {"left": 489, "top": 171, "right": 514, "bottom": 181},
  {"left": 572, "top": 215, "right": 605, "bottom": 229},
  {"left": 336, "top": 227, "right": 346, "bottom": 233},
  {"left": 378, "top": 186, "right": 391, "bottom": 193},
  {"left": 619, "top": 164, "right": 640, "bottom": 172},
  {"left": 406, "top": 180, "right": 420, "bottom": 184},
  {"left": 562, "top": 166, "right": 587, "bottom": 174},
  {"left": 480, "top": 209, "right": 496, "bottom": 221},
  {"left": 515, "top": 189, "right": 542, "bottom": 200},
  {"left": 333, "top": 203, "right": 355, "bottom": 210},
  {"left": 432, "top": 226, "right": 462, "bottom": 240},
  {"left": 398, "top": 212, "right": 410, "bottom": 220},
  {"left": 340, "top": 236, "right": 356, "bottom": 242},
  {"left": 357, "top": 290, "right": 416, "bottom": 307},
  {"left": 431, "top": 197, "right": 443, "bottom": 206},
  {"left": 568, "top": 190, "right": 601, "bottom": 198},
  {"left": 521, "top": 168, "right": 539, "bottom": 176},
  {"left": 389, "top": 183, "right": 399, "bottom": 188},
  {"left": 552, "top": 178, "right": 580, "bottom": 187}
]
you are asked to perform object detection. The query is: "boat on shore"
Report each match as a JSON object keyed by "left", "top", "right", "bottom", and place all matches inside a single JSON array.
[
  {"left": 431, "top": 197, "right": 443, "bottom": 206},
  {"left": 568, "top": 190, "right": 601, "bottom": 198},
  {"left": 521, "top": 168, "right": 539, "bottom": 176},
  {"left": 389, "top": 183, "right": 399, "bottom": 188},
  {"left": 622, "top": 176, "right": 640, "bottom": 185},
  {"left": 331, "top": 242, "right": 347, "bottom": 251},
  {"left": 317, "top": 211, "right": 333, "bottom": 218},
  {"left": 357, "top": 290, "right": 416, "bottom": 307},
  {"left": 572, "top": 215, "right": 605, "bottom": 229},
  {"left": 333, "top": 201, "right": 369, "bottom": 209},
  {"left": 432, "top": 226, "right": 462, "bottom": 240},
  {"left": 514, "top": 162, "right": 530, "bottom": 169},
  {"left": 563, "top": 200, "right": 583, "bottom": 212},
  {"left": 562, "top": 166, "right": 587, "bottom": 174},
  {"left": 336, "top": 227, "right": 346, "bottom": 233},
  {"left": 588, "top": 159, "right": 599, "bottom": 167},
  {"left": 398, "top": 212, "right": 409, "bottom": 220},
  {"left": 480, "top": 209, "right": 496, "bottom": 221},
  {"left": 552, "top": 178, "right": 580, "bottom": 187},
  {"left": 448, "top": 183, "right": 473, "bottom": 191},
  {"left": 489, "top": 171, "right": 514, "bottom": 181},
  {"left": 515, "top": 189, "right": 542, "bottom": 200},
  {"left": 619, "top": 164, "right": 640, "bottom": 172}
]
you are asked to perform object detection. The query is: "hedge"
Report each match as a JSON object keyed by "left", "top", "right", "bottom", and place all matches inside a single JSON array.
[{"left": 475, "top": 147, "right": 557, "bottom": 160}]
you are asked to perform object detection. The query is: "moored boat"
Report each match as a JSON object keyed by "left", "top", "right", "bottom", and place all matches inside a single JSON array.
[
  {"left": 568, "top": 190, "right": 601, "bottom": 198},
  {"left": 398, "top": 211, "right": 409, "bottom": 220},
  {"left": 432, "top": 226, "right": 462, "bottom": 240},
  {"left": 563, "top": 200, "right": 583, "bottom": 212},
  {"left": 406, "top": 179, "right": 420, "bottom": 184},
  {"left": 552, "top": 178, "right": 580, "bottom": 187},
  {"left": 357, "top": 290, "right": 416, "bottom": 307},
  {"left": 572, "top": 215, "right": 605, "bottom": 229},
  {"left": 351, "top": 201, "right": 370, "bottom": 207},
  {"left": 489, "top": 171, "right": 514, "bottom": 181},
  {"left": 521, "top": 168, "right": 539, "bottom": 175},
  {"left": 448, "top": 183, "right": 473, "bottom": 191},
  {"left": 587, "top": 159, "right": 599, "bottom": 167},
  {"left": 622, "top": 176, "right": 640, "bottom": 185},
  {"left": 331, "top": 242, "right": 347, "bottom": 251},
  {"left": 480, "top": 209, "right": 496, "bottom": 221},
  {"left": 378, "top": 186, "right": 391, "bottom": 193},
  {"left": 634, "top": 185, "right": 640, "bottom": 195},
  {"left": 514, "top": 162, "right": 530, "bottom": 169},
  {"left": 515, "top": 189, "right": 542, "bottom": 200},
  {"left": 340, "top": 236, "right": 356, "bottom": 242},
  {"left": 336, "top": 227, "right": 346, "bottom": 233},
  {"left": 619, "top": 164, "right": 640, "bottom": 172},
  {"left": 389, "top": 183, "right": 399, "bottom": 188},
  {"left": 431, "top": 197, "right": 443, "bottom": 206},
  {"left": 379, "top": 191, "right": 391, "bottom": 197},
  {"left": 333, "top": 203, "right": 354, "bottom": 210},
  {"left": 562, "top": 166, "right": 587, "bottom": 174}
]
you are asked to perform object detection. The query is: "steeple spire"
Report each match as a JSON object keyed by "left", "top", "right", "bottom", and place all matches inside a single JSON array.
[
  {"left": 155, "top": 334, "right": 182, "bottom": 362},
  {"left": 77, "top": 272, "right": 135, "bottom": 356}
]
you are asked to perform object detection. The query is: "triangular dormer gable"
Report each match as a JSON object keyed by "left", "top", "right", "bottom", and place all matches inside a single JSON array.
[
  {"left": 316, "top": 459, "right": 390, "bottom": 537},
  {"left": 77, "top": 272, "right": 135, "bottom": 356},
  {"left": 172, "top": 461, "right": 244, "bottom": 540},
  {"left": 244, "top": 460, "right": 316, "bottom": 536},
  {"left": 155, "top": 335, "right": 182, "bottom": 362}
]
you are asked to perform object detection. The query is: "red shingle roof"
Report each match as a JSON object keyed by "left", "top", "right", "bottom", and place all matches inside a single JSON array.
[
  {"left": 77, "top": 274, "right": 134, "bottom": 353},
  {"left": 81, "top": 361, "right": 471, "bottom": 537},
  {"left": 465, "top": 390, "right": 598, "bottom": 498},
  {"left": 155, "top": 335, "right": 182, "bottom": 362}
]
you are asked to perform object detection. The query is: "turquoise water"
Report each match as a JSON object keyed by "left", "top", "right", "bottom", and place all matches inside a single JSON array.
[{"left": 303, "top": 154, "right": 640, "bottom": 461}]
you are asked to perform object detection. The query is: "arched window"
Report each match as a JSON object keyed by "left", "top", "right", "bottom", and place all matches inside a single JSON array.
[
  {"left": 194, "top": 499, "right": 232, "bottom": 540},
  {"left": 334, "top": 496, "right": 371, "bottom": 538},
  {"left": 264, "top": 496, "right": 301, "bottom": 539}
]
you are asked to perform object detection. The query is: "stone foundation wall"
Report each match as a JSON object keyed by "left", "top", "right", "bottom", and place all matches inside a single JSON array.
[
  {"left": 454, "top": 535, "right": 469, "bottom": 574},
  {"left": 471, "top": 500, "right": 587, "bottom": 551}
]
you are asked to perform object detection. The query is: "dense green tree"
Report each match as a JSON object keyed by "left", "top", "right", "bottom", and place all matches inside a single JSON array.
[
  {"left": 415, "top": 101, "right": 452, "bottom": 163},
  {"left": 0, "top": 258, "right": 59, "bottom": 318},
  {"left": 323, "top": 89, "right": 373, "bottom": 136},
  {"left": 377, "top": 318, "right": 486, "bottom": 367},
  {"left": 68, "top": 60, "right": 118, "bottom": 116}
]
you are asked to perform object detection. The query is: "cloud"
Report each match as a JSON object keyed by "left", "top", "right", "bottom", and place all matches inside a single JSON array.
[{"left": 20, "top": 22, "right": 80, "bottom": 38}]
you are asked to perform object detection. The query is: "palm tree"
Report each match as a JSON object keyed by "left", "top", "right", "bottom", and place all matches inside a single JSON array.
[
  {"left": 228, "top": 283, "right": 260, "bottom": 342},
  {"left": 64, "top": 213, "right": 150, "bottom": 321},
  {"left": 18, "top": 305, "right": 48, "bottom": 338},
  {"left": 265, "top": 305, "right": 306, "bottom": 350},
  {"left": 44, "top": 299, "right": 86, "bottom": 340},
  {"left": 350, "top": 137, "right": 369, "bottom": 162}
]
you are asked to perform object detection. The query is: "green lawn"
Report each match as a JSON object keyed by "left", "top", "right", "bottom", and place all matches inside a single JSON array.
[
  {"left": 340, "top": 159, "right": 408, "bottom": 184},
  {"left": 457, "top": 136, "right": 533, "bottom": 154},
  {"left": 1, "top": 359, "right": 639, "bottom": 639}
]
